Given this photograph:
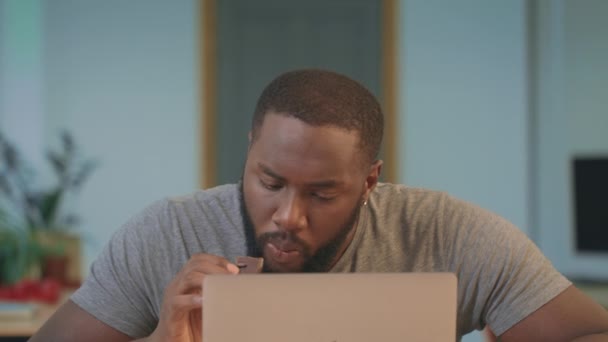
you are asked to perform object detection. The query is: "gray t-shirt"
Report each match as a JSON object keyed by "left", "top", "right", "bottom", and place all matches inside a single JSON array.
[{"left": 71, "top": 183, "right": 571, "bottom": 340}]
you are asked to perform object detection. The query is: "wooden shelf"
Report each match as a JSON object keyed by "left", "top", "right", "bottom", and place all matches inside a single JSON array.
[{"left": 0, "top": 290, "right": 72, "bottom": 337}]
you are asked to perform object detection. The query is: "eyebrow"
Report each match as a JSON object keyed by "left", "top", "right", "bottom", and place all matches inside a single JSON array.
[{"left": 257, "top": 162, "right": 342, "bottom": 188}]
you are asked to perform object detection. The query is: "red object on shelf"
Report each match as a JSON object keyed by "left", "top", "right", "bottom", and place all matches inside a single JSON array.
[
  {"left": 0, "top": 278, "right": 62, "bottom": 304},
  {"left": 35, "top": 278, "right": 61, "bottom": 303},
  {"left": 0, "top": 285, "right": 14, "bottom": 300}
]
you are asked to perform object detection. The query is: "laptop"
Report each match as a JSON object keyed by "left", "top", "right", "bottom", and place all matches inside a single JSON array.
[{"left": 203, "top": 273, "right": 457, "bottom": 341}]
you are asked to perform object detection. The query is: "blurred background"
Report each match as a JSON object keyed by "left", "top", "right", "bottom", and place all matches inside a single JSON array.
[{"left": 1, "top": 0, "right": 607, "bottom": 340}]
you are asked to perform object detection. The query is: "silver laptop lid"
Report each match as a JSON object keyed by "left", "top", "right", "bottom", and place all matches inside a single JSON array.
[{"left": 203, "top": 273, "right": 457, "bottom": 342}]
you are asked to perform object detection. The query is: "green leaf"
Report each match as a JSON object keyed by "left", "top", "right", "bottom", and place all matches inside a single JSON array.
[
  {"left": 71, "top": 159, "right": 98, "bottom": 189},
  {"left": 39, "top": 189, "right": 63, "bottom": 228},
  {"left": 46, "top": 150, "right": 67, "bottom": 179},
  {"left": 61, "top": 131, "right": 75, "bottom": 154}
]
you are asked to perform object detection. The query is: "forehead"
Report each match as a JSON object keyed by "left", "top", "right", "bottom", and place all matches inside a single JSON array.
[{"left": 249, "top": 113, "right": 363, "bottom": 182}]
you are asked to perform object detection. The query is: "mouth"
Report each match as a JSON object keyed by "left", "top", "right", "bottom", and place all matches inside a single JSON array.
[
  {"left": 256, "top": 231, "right": 311, "bottom": 271},
  {"left": 265, "top": 241, "right": 303, "bottom": 265}
]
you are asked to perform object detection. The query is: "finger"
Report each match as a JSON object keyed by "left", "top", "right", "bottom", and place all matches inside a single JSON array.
[
  {"left": 176, "top": 270, "right": 209, "bottom": 295},
  {"left": 226, "top": 263, "right": 240, "bottom": 274},
  {"left": 175, "top": 263, "right": 237, "bottom": 295},
  {"left": 181, "top": 257, "right": 239, "bottom": 276},
  {"left": 188, "top": 254, "right": 240, "bottom": 274},
  {"left": 167, "top": 294, "right": 203, "bottom": 322}
]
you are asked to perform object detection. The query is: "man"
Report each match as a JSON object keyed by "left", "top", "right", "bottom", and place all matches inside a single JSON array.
[{"left": 32, "top": 69, "right": 608, "bottom": 341}]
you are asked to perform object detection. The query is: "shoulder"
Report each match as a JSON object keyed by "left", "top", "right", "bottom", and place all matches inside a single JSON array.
[
  {"left": 138, "top": 184, "right": 241, "bottom": 227},
  {"left": 163, "top": 183, "right": 241, "bottom": 220},
  {"left": 168, "top": 183, "right": 240, "bottom": 207},
  {"left": 112, "top": 183, "right": 243, "bottom": 253},
  {"left": 372, "top": 182, "right": 448, "bottom": 205},
  {"left": 369, "top": 183, "right": 530, "bottom": 263},
  {"left": 371, "top": 183, "right": 454, "bottom": 222},
  {"left": 372, "top": 182, "right": 513, "bottom": 229}
]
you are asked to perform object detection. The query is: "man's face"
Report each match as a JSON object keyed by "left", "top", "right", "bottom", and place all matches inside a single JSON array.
[{"left": 242, "top": 113, "right": 376, "bottom": 272}]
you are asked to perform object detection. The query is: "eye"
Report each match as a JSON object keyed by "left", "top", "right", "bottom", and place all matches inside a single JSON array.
[
  {"left": 260, "top": 179, "right": 282, "bottom": 191},
  {"left": 311, "top": 192, "right": 336, "bottom": 202}
]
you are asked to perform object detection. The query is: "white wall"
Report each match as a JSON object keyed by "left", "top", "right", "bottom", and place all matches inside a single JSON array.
[
  {"left": 400, "top": 0, "right": 529, "bottom": 232},
  {"left": 0, "top": 0, "right": 46, "bottom": 168},
  {"left": 43, "top": 0, "right": 199, "bottom": 270},
  {"left": 399, "top": 1, "right": 527, "bottom": 340}
]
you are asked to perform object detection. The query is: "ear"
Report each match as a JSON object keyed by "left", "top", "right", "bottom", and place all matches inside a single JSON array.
[
  {"left": 247, "top": 131, "right": 253, "bottom": 150},
  {"left": 362, "top": 160, "right": 383, "bottom": 203}
]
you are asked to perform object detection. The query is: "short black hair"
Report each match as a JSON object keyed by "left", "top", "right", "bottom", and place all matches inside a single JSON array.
[{"left": 251, "top": 69, "right": 384, "bottom": 164}]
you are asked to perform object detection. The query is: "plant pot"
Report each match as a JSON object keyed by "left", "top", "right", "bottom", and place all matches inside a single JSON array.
[
  {"left": 0, "top": 230, "right": 39, "bottom": 284},
  {"left": 42, "top": 254, "right": 69, "bottom": 284},
  {"left": 33, "top": 231, "right": 82, "bottom": 286}
]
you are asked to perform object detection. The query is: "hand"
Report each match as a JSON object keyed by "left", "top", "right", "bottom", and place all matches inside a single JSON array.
[{"left": 148, "top": 254, "right": 239, "bottom": 342}]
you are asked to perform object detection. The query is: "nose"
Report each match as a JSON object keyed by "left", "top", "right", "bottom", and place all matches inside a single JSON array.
[{"left": 272, "top": 192, "right": 307, "bottom": 233}]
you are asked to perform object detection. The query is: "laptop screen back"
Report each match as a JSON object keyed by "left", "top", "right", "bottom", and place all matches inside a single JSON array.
[{"left": 203, "top": 273, "right": 456, "bottom": 342}]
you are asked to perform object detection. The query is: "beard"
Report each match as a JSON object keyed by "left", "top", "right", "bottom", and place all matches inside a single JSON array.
[{"left": 239, "top": 180, "right": 362, "bottom": 273}]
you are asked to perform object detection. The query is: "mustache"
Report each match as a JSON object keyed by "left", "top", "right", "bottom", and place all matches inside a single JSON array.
[
  {"left": 259, "top": 230, "right": 292, "bottom": 241},
  {"left": 257, "top": 230, "right": 302, "bottom": 246},
  {"left": 257, "top": 231, "right": 311, "bottom": 254}
]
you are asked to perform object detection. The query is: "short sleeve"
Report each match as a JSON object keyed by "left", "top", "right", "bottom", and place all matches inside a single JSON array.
[
  {"left": 445, "top": 197, "right": 572, "bottom": 337},
  {"left": 483, "top": 230, "right": 570, "bottom": 335},
  {"left": 70, "top": 200, "right": 169, "bottom": 338}
]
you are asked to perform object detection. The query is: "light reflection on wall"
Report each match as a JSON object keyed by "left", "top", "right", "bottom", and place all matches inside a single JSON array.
[{"left": 0, "top": 0, "right": 45, "bottom": 168}]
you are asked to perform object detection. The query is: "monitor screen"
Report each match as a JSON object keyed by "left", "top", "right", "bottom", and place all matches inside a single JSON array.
[{"left": 573, "top": 157, "right": 608, "bottom": 253}]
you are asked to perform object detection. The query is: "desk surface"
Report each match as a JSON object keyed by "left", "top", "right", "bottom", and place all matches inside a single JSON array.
[
  {"left": 0, "top": 284, "right": 605, "bottom": 337},
  {"left": 0, "top": 290, "right": 72, "bottom": 337}
]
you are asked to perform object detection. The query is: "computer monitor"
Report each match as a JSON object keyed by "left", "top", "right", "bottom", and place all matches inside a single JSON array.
[{"left": 573, "top": 157, "right": 608, "bottom": 254}]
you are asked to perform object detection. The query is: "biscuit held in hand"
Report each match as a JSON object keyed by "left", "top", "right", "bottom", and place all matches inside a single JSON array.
[{"left": 235, "top": 256, "right": 264, "bottom": 274}]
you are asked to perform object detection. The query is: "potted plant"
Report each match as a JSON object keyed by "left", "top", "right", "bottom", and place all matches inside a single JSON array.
[
  {"left": 0, "top": 131, "right": 97, "bottom": 286},
  {"left": 0, "top": 208, "right": 37, "bottom": 285}
]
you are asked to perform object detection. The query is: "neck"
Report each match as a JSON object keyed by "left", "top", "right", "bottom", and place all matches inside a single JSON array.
[{"left": 327, "top": 205, "right": 364, "bottom": 270}]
